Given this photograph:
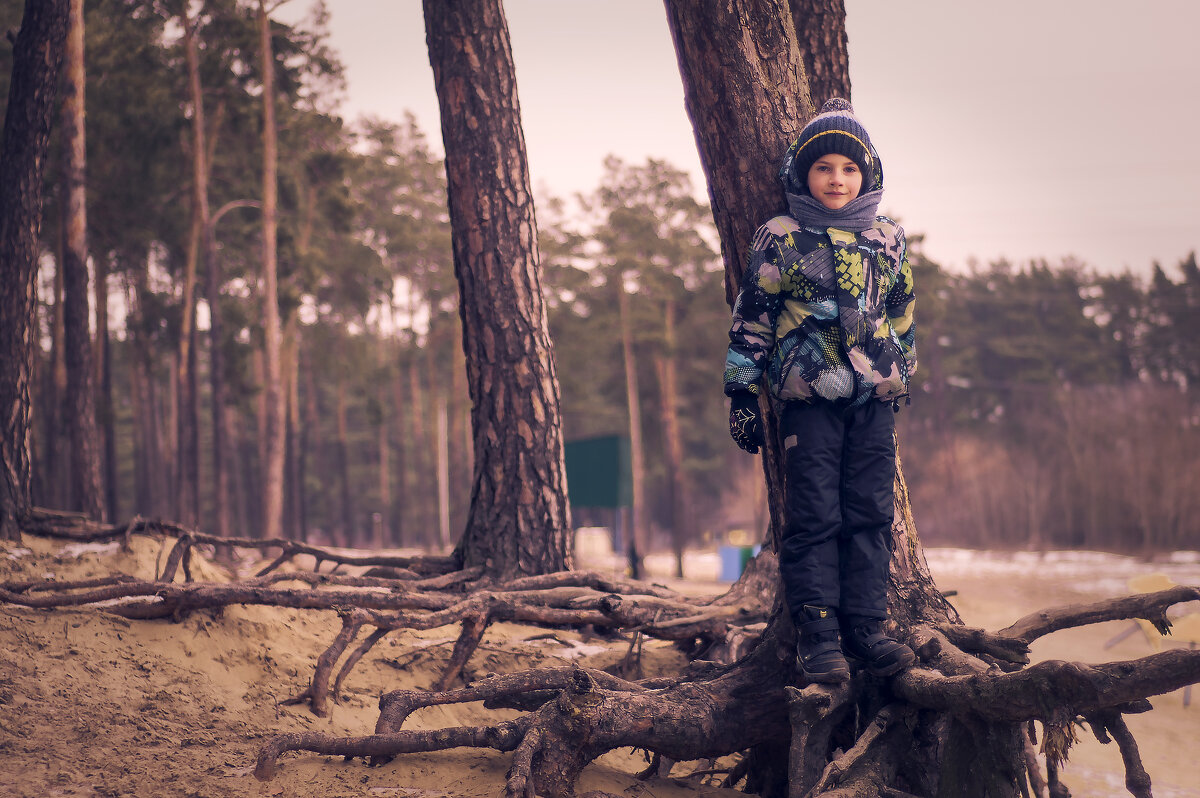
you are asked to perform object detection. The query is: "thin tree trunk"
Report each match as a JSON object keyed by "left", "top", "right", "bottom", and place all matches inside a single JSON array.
[
  {"left": 95, "top": 256, "right": 117, "bottom": 520},
  {"left": 257, "top": 0, "right": 285, "bottom": 542},
  {"left": 280, "top": 314, "right": 299, "bottom": 539},
  {"left": 166, "top": 352, "right": 178, "bottom": 513},
  {"left": 450, "top": 333, "right": 470, "bottom": 539},
  {"left": 186, "top": 329, "right": 200, "bottom": 523},
  {"left": 48, "top": 254, "right": 68, "bottom": 508},
  {"left": 335, "top": 379, "right": 354, "bottom": 547},
  {"left": 407, "top": 348, "right": 429, "bottom": 546},
  {"left": 31, "top": 280, "right": 54, "bottom": 506},
  {"left": 229, "top": 408, "right": 251, "bottom": 539},
  {"left": 0, "top": 0, "right": 70, "bottom": 539},
  {"left": 390, "top": 355, "right": 409, "bottom": 548},
  {"left": 617, "top": 281, "right": 647, "bottom": 578},
  {"left": 436, "top": 396, "right": 450, "bottom": 550},
  {"left": 205, "top": 229, "right": 230, "bottom": 539},
  {"left": 206, "top": 199, "right": 258, "bottom": 539},
  {"left": 377, "top": 377, "right": 391, "bottom": 550},
  {"left": 173, "top": 9, "right": 212, "bottom": 528},
  {"left": 424, "top": 0, "right": 572, "bottom": 579},
  {"left": 61, "top": 0, "right": 104, "bottom": 520},
  {"left": 788, "top": 0, "right": 851, "bottom": 107},
  {"left": 253, "top": 348, "right": 267, "bottom": 537},
  {"left": 127, "top": 336, "right": 149, "bottom": 515},
  {"left": 300, "top": 353, "right": 318, "bottom": 543},
  {"left": 655, "top": 298, "right": 691, "bottom": 578}
]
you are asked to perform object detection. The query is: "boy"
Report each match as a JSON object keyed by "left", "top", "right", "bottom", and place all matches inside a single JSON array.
[{"left": 724, "top": 99, "right": 917, "bottom": 682}]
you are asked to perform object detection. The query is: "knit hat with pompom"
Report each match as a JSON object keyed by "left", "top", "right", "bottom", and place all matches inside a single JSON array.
[{"left": 786, "top": 98, "right": 879, "bottom": 193}]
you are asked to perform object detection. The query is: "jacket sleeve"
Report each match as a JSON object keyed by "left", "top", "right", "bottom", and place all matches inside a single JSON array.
[
  {"left": 723, "top": 225, "right": 784, "bottom": 396},
  {"left": 883, "top": 226, "right": 917, "bottom": 378}
]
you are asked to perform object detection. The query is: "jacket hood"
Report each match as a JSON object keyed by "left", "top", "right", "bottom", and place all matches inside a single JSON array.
[{"left": 778, "top": 116, "right": 885, "bottom": 197}]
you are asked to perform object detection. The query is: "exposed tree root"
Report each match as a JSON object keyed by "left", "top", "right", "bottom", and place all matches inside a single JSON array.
[
  {"left": 19, "top": 507, "right": 460, "bottom": 577},
  {"left": 13, "top": 511, "right": 1200, "bottom": 798}
]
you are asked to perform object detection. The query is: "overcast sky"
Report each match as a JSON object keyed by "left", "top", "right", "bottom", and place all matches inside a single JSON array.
[{"left": 280, "top": 1, "right": 1200, "bottom": 277}]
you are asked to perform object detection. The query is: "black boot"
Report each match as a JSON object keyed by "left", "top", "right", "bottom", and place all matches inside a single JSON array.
[
  {"left": 842, "top": 617, "right": 915, "bottom": 677},
  {"left": 795, "top": 605, "right": 849, "bottom": 683}
]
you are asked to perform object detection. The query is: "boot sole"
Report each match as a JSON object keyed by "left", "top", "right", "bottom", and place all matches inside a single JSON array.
[
  {"left": 799, "top": 666, "right": 850, "bottom": 684},
  {"left": 860, "top": 648, "right": 916, "bottom": 677}
]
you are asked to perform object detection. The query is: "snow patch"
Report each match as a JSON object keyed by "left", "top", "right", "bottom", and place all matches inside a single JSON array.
[
  {"left": 924, "top": 547, "right": 1200, "bottom": 594},
  {"left": 533, "top": 637, "right": 609, "bottom": 660},
  {"left": 60, "top": 541, "right": 121, "bottom": 558}
]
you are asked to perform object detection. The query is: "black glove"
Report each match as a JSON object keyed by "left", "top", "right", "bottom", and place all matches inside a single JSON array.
[{"left": 729, "top": 390, "right": 764, "bottom": 454}]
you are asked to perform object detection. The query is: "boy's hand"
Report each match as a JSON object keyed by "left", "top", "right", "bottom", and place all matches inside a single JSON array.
[{"left": 729, "top": 390, "right": 764, "bottom": 454}]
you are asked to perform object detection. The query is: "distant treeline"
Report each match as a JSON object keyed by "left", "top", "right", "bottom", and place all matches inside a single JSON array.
[
  {"left": 899, "top": 250, "right": 1200, "bottom": 552},
  {"left": 6, "top": 0, "right": 1196, "bottom": 553}
]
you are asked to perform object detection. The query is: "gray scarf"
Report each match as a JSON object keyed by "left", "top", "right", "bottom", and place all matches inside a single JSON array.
[{"left": 785, "top": 188, "right": 884, "bottom": 232}]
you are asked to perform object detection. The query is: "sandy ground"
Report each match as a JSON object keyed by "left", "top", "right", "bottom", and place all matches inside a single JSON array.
[
  {"left": 1, "top": 535, "right": 1198, "bottom": 798},
  {"left": 926, "top": 549, "right": 1200, "bottom": 798}
]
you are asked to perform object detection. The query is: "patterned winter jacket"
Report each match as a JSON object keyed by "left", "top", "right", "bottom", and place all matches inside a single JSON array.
[{"left": 722, "top": 214, "right": 917, "bottom": 407}]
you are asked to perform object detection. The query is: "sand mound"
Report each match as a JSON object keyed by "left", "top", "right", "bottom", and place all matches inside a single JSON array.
[
  {"left": 3, "top": 535, "right": 1199, "bottom": 797},
  {"left": 0, "top": 534, "right": 742, "bottom": 798}
]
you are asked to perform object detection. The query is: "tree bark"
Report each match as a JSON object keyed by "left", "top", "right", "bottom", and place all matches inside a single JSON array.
[
  {"left": 406, "top": 344, "right": 429, "bottom": 546},
  {"left": 61, "top": 0, "right": 104, "bottom": 521},
  {"left": 205, "top": 200, "right": 260, "bottom": 540},
  {"left": 788, "top": 0, "right": 851, "bottom": 107},
  {"left": 258, "top": 0, "right": 285, "bottom": 542},
  {"left": 665, "top": 3, "right": 994, "bottom": 793},
  {"left": 284, "top": 316, "right": 303, "bottom": 541},
  {"left": 424, "top": 0, "right": 572, "bottom": 579},
  {"left": 664, "top": 0, "right": 812, "bottom": 546},
  {"left": 0, "top": 0, "right": 70, "bottom": 540},
  {"left": 655, "top": 297, "right": 692, "bottom": 578},
  {"left": 174, "top": 5, "right": 213, "bottom": 528},
  {"left": 47, "top": 251, "right": 68, "bottom": 508},
  {"left": 94, "top": 255, "right": 117, "bottom": 521},
  {"left": 335, "top": 378, "right": 354, "bottom": 547},
  {"left": 617, "top": 281, "right": 647, "bottom": 578}
]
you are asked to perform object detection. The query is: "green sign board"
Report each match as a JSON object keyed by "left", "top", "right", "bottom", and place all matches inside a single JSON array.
[{"left": 564, "top": 434, "right": 631, "bottom": 509}]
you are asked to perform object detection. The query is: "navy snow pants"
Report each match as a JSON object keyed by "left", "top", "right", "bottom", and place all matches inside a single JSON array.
[{"left": 778, "top": 398, "right": 896, "bottom": 624}]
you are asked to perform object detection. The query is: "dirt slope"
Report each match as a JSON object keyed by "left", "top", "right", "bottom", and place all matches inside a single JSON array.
[
  {"left": 0, "top": 535, "right": 737, "bottom": 798},
  {"left": 2, "top": 536, "right": 1198, "bottom": 797}
]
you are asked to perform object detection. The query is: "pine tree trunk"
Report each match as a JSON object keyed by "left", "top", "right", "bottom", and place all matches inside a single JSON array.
[
  {"left": 0, "top": 0, "right": 70, "bottom": 540},
  {"left": 390, "top": 360, "right": 408, "bottom": 548},
  {"left": 666, "top": 2, "right": 973, "bottom": 792},
  {"left": 205, "top": 227, "right": 230, "bottom": 539},
  {"left": 257, "top": 0, "right": 285, "bottom": 542},
  {"left": 61, "top": 0, "right": 104, "bottom": 521},
  {"left": 299, "top": 353, "right": 317, "bottom": 543},
  {"left": 618, "top": 282, "right": 647, "bottom": 578},
  {"left": 206, "top": 199, "right": 258, "bottom": 540},
  {"left": 284, "top": 317, "right": 302, "bottom": 541},
  {"left": 655, "top": 298, "right": 692, "bottom": 578},
  {"left": 424, "top": 0, "right": 572, "bottom": 579},
  {"left": 95, "top": 254, "right": 117, "bottom": 520},
  {"left": 374, "top": 333, "right": 391, "bottom": 549},
  {"left": 173, "top": 8, "right": 212, "bottom": 530},
  {"left": 229, "top": 408, "right": 252, "bottom": 539},
  {"left": 48, "top": 256, "right": 69, "bottom": 508},
  {"left": 406, "top": 349, "right": 429, "bottom": 546},
  {"left": 788, "top": 0, "right": 851, "bottom": 107},
  {"left": 335, "top": 379, "right": 354, "bottom": 547},
  {"left": 664, "top": 0, "right": 812, "bottom": 543}
]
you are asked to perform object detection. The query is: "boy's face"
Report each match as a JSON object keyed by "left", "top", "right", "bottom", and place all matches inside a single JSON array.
[{"left": 805, "top": 153, "right": 863, "bottom": 210}]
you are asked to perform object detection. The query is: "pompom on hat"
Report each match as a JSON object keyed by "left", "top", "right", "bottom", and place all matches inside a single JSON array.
[{"left": 781, "top": 98, "right": 883, "bottom": 195}]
